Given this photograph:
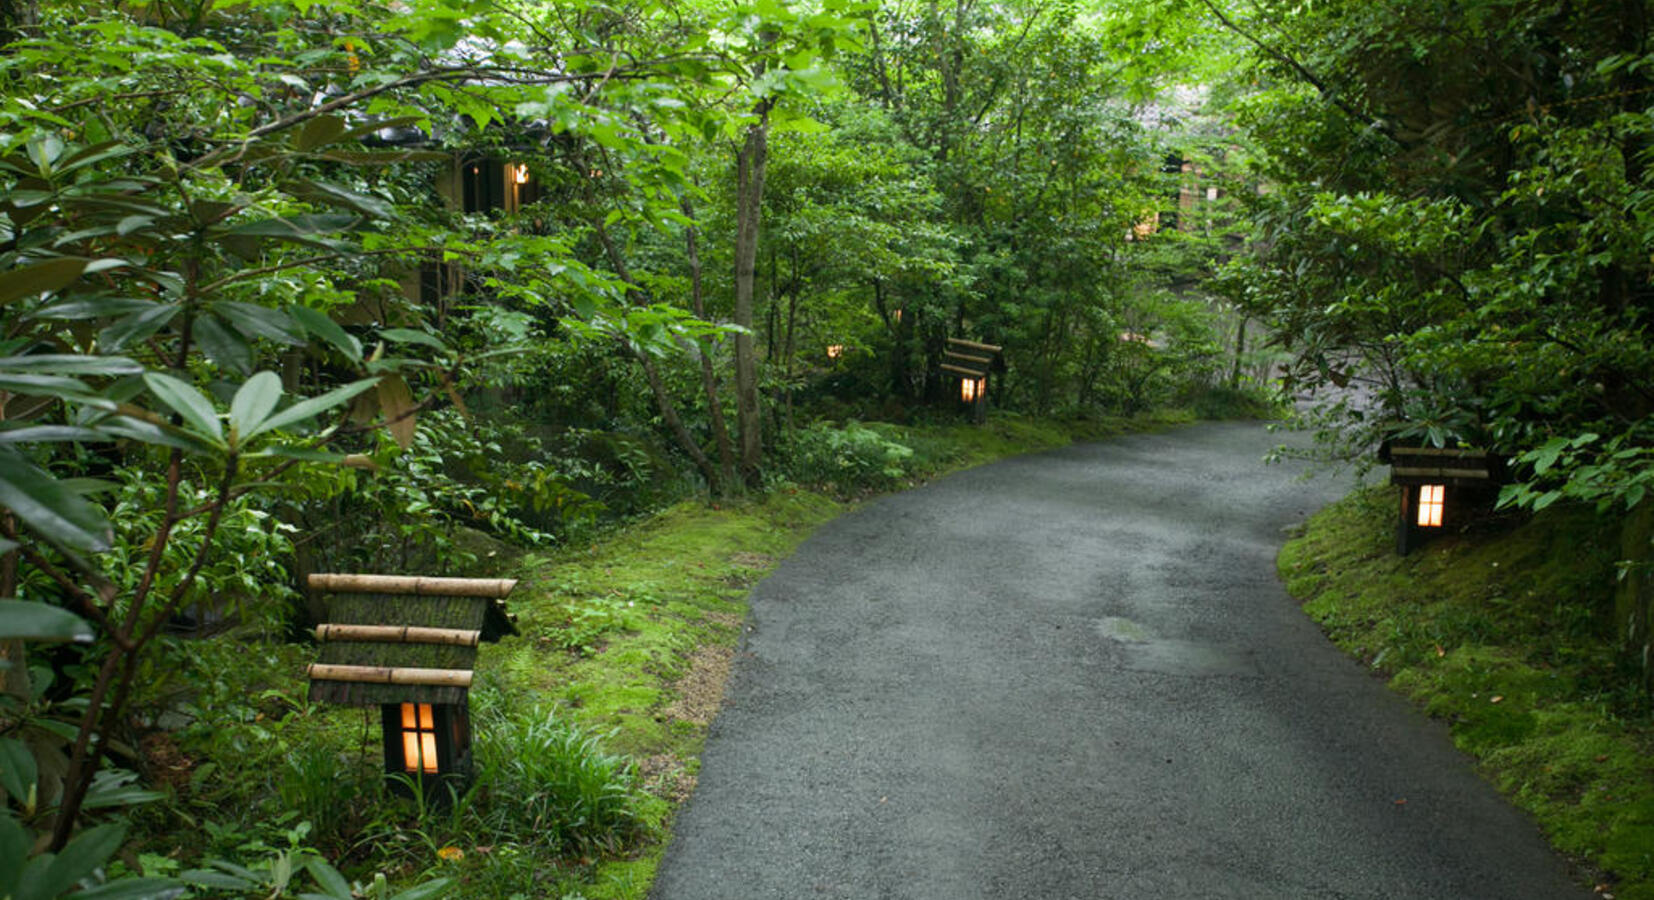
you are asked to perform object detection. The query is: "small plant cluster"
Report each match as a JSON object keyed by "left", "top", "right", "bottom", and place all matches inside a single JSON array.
[{"left": 775, "top": 421, "right": 915, "bottom": 495}]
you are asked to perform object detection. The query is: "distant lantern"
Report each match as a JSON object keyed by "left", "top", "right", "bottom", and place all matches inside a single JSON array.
[
  {"left": 894, "top": 309, "right": 904, "bottom": 324},
  {"left": 513, "top": 164, "right": 530, "bottom": 185},
  {"left": 306, "top": 574, "right": 518, "bottom": 799},
  {"left": 1382, "top": 445, "right": 1501, "bottom": 556},
  {"left": 943, "top": 337, "right": 1001, "bottom": 426},
  {"left": 826, "top": 344, "right": 844, "bottom": 359}
]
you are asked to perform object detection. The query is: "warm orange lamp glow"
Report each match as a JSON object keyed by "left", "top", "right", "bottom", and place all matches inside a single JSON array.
[
  {"left": 961, "top": 378, "right": 983, "bottom": 403},
  {"left": 513, "top": 164, "right": 530, "bottom": 185},
  {"left": 826, "top": 344, "right": 844, "bottom": 359},
  {"left": 400, "top": 703, "right": 439, "bottom": 773},
  {"left": 1417, "top": 484, "right": 1445, "bottom": 527}
]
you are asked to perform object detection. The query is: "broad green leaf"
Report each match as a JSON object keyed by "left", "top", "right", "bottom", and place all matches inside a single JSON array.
[
  {"left": 0, "top": 373, "right": 97, "bottom": 398},
  {"left": 244, "top": 377, "right": 379, "bottom": 440},
  {"left": 192, "top": 315, "right": 253, "bottom": 374},
  {"left": 284, "top": 180, "right": 396, "bottom": 220},
  {"left": 304, "top": 857, "right": 353, "bottom": 899},
  {"left": 0, "top": 258, "right": 88, "bottom": 306},
  {"left": 214, "top": 301, "right": 303, "bottom": 345},
  {"left": 142, "top": 373, "right": 223, "bottom": 443},
  {"left": 290, "top": 306, "right": 362, "bottom": 362},
  {"left": 32, "top": 823, "right": 125, "bottom": 900},
  {"left": 0, "top": 355, "right": 141, "bottom": 375},
  {"left": 219, "top": 214, "right": 357, "bottom": 240},
  {"left": 94, "top": 416, "right": 217, "bottom": 455},
  {"left": 389, "top": 878, "right": 452, "bottom": 900},
  {"left": 0, "top": 601, "right": 94, "bottom": 642},
  {"left": 379, "top": 327, "right": 448, "bottom": 352},
  {"left": 73, "top": 877, "right": 185, "bottom": 899},
  {"left": 0, "top": 813, "right": 28, "bottom": 896},
  {"left": 99, "top": 304, "right": 180, "bottom": 350},
  {"left": 0, "top": 425, "right": 105, "bottom": 442},
  {"left": 80, "top": 770, "right": 163, "bottom": 810},
  {"left": 0, "top": 737, "right": 37, "bottom": 803},
  {"left": 181, "top": 869, "right": 258, "bottom": 890},
  {"left": 32, "top": 297, "right": 157, "bottom": 320},
  {"left": 229, "top": 371, "right": 283, "bottom": 440},
  {"left": 0, "top": 447, "right": 111, "bottom": 551}
]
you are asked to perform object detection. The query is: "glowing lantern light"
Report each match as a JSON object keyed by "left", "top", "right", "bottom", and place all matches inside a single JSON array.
[
  {"left": 513, "top": 164, "right": 530, "bottom": 185},
  {"left": 826, "top": 344, "right": 844, "bottom": 359},
  {"left": 400, "top": 702, "right": 440, "bottom": 774},
  {"left": 1416, "top": 484, "right": 1445, "bottom": 528},
  {"left": 961, "top": 378, "right": 983, "bottom": 403}
]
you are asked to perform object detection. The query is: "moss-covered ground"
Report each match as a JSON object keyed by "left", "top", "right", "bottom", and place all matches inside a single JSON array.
[{"left": 1279, "top": 487, "right": 1654, "bottom": 898}]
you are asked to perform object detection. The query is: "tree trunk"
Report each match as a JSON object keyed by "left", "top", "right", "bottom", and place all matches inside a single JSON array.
[
  {"left": 681, "top": 197, "right": 738, "bottom": 492},
  {"left": 1230, "top": 316, "right": 1248, "bottom": 389},
  {"left": 591, "top": 216, "right": 724, "bottom": 493},
  {"left": 733, "top": 112, "right": 772, "bottom": 489}
]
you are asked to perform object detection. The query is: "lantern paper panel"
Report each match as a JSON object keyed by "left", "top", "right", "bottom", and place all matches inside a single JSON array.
[{"left": 1417, "top": 484, "right": 1445, "bottom": 528}]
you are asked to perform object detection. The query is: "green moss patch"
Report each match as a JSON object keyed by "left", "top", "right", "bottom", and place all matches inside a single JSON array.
[{"left": 1281, "top": 487, "right": 1654, "bottom": 897}]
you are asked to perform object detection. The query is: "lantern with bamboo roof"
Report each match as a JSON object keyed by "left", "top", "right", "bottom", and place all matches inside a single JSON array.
[{"left": 306, "top": 574, "right": 518, "bottom": 796}]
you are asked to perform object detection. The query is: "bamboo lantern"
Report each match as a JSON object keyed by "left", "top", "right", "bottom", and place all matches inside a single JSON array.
[
  {"left": 306, "top": 574, "right": 517, "bottom": 799},
  {"left": 961, "top": 377, "right": 982, "bottom": 403},
  {"left": 826, "top": 344, "right": 844, "bottom": 360}
]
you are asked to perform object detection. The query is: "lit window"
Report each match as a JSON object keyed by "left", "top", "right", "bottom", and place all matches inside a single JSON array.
[
  {"left": 1417, "top": 484, "right": 1445, "bottom": 528},
  {"left": 400, "top": 702, "right": 438, "bottom": 774}
]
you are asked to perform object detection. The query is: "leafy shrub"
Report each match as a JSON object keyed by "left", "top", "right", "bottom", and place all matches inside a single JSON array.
[
  {"left": 776, "top": 421, "right": 914, "bottom": 493},
  {"left": 1185, "top": 383, "right": 1284, "bottom": 420},
  {"left": 297, "top": 410, "right": 607, "bottom": 575}
]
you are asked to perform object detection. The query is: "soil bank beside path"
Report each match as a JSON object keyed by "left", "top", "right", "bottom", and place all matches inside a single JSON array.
[{"left": 651, "top": 422, "right": 1591, "bottom": 899}]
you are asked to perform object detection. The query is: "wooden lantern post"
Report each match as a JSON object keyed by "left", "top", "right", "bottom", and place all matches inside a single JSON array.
[
  {"left": 306, "top": 574, "right": 518, "bottom": 798},
  {"left": 1384, "top": 446, "right": 1500, "bottom": 555},
  {"left": 942, "top": 337, "right": 1002, "bottom": 425}
]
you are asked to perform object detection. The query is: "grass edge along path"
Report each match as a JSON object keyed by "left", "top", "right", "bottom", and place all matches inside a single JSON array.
[
  {"left": 1278, "top": 487, "right": 1654, "bottom": 900},
  {"left": 476, "top": 408, "right": 1198, "bottom": 899}
]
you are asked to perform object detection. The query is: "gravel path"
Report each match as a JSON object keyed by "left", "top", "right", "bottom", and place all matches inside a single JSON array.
[{"left": 651, "top": 422, "right": 1590, "bottom": 899}]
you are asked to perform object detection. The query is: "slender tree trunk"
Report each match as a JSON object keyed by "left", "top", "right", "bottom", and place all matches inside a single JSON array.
[
  {"left": 733, "top": 110, "right": 772, "bottom": 489},
  {"left": 1230, "top": 316, "right": 1248, "bottom": 389},
  {"left": 592, "top": 217, "right": 724, "bottom": 493},
  {"left": 681, "top": 197, "right": 737, "bottom": 491}
]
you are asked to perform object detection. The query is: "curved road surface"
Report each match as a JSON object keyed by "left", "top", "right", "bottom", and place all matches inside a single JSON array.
[{"left": 652, "top": 423, "right": 1591, "bottom": 899}]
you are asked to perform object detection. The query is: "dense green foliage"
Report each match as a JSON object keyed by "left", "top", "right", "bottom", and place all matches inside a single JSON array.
[{"left": 1208, "top": 0, "right": 1653, "bottom": 513}]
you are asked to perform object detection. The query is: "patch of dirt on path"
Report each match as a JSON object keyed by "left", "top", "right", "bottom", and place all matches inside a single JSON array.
[{"left": 664, "top": 642, "right": 734, "bottom": 727}]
